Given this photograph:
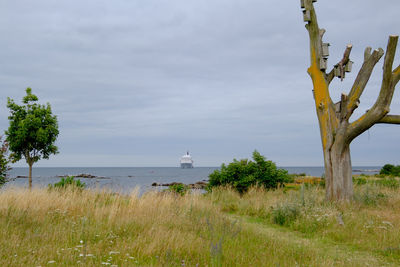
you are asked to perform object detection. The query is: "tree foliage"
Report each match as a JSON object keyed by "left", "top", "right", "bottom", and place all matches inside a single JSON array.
[
  {"left": 208, "top": 150, "right": 290, "bottom": 193},
  {"left": 0, "top": 136, "right": 11, "bottom": 187},
  {"left": 6, "top": 88, "right": 59, "bottom": 164},
  {"left": 6, "top": 88, "right": 59, "bottom": 188}
]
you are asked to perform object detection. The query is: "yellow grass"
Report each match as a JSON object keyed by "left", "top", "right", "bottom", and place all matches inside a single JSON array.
[{"left": 0, "top": 182, "right": 399, "bottom": 266}]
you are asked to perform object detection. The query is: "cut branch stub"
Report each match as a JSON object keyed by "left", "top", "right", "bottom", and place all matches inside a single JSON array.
[
  {"left": 301, "top": 0, "right": 317, "bottom": 10},
  {"left": 364, "top": 47, "right": 372, "bottom": 61},
  {"left": 334, "top": 44, "right": 353, "bottom": 81}
]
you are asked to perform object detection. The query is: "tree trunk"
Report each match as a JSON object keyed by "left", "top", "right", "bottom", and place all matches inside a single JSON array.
[
  {"left": 323, "top": 143, "right": 353, "bottom": 201},
  {"left": 28, "top": 162, "right": 33, "bottom": 190},
  {"left": 302, "top": 1, "right": 400, "bottom": 202}
]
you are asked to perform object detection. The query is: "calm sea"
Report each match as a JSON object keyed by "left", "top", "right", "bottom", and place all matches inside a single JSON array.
[{"left": 4, "top": 166, "right": 381, "bottom": 194}]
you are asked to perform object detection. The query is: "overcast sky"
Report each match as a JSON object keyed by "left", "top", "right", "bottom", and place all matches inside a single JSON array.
[{"left": 0, "top": 0, "right": 400, "bottom": 167}]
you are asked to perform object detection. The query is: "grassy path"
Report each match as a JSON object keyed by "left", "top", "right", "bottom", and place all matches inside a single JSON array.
[{"left": 229, "top": 214, "right": 396, "bottom": 267}]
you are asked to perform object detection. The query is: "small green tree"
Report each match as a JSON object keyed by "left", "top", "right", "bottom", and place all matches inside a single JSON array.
[
  {"left": 6, "top": 88, "right": 59, "bottom": 189},
  {"left": 208, "top": 150, "right": 290, "bottom": 193},
  {"left": 0, "top": 136, "right": 11, "bottom": 187}
]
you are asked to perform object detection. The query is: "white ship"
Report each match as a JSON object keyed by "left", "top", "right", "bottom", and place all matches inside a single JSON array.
[{"left": 180, "top": 151, "right": 194, "bottom": 168}]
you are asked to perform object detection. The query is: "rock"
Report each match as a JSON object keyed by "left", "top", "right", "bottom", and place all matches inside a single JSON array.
[
  {"left": 56, "top": 174, "right": 109, "bottom": 179},
  {"left": 75, "top": 173, "right": 97, "bottom": 178},
  {"left": 161, "top": 182, "right": 182, "bottom": 186},
  {"left": 151, "top": 181, "right": 208, "bottom": 189}
]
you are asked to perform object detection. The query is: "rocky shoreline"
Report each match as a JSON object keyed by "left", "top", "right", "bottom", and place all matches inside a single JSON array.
[
  {"left": 57, "top": 173, "right": 110, "bottom": 179},
  {"left": 151, "top": 180, "right": 208, "bottom": 189}
]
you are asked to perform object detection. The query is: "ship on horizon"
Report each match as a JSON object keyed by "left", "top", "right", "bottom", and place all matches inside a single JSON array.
[{"left": 180, "top": 151, "right": 194, "bottom": 168}]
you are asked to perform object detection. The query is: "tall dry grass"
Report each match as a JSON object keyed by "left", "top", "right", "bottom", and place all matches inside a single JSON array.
[
  {"left": 208, "top": 184, "right": 400, "bottom": 264},
  {"left": 0, "top": 183, "right": 399, "bottom": 266}
]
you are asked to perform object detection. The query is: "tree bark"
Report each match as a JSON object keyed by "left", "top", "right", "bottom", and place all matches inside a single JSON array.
[
  {"left": 324, "top": 143, "right": 353, "bottom": 201},
  {"left": 28, "top": 161, "right": 33, "bottom": 190}
]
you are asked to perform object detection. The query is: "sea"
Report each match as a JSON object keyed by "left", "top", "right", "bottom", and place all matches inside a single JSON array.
[{"left": 3, "top": 166, "right": 381, "bottom": 194}]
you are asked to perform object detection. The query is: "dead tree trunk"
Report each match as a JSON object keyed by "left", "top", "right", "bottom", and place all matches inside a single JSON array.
[{"left": 301, "top": 0, "right": 400, "bottom": 201}]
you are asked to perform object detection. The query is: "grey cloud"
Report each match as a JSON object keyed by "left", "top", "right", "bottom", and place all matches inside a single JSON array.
[{"left": 0, "top": 0, "right": 399, "bottom": 167}]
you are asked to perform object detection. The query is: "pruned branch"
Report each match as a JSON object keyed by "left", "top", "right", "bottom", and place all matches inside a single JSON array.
[
  {"left": 346, "top": 48, "right": 385, "bottom": 117},
  {"left": 336, "top": 44, "right": 353, "bottom": 81},
  {"left": 364, "top": 47, "right": 372, "bottom": 61},
  {"left": 377, "top": 114, "right": 400, "bottom": 124},
  {"left": 326, "top": 45, "right": 352, "bottom": 84},
  {"left": 347, "top": 36, "right": 399, "bottom": 142},
  {"left": 393, "top": 65, "right": 400, "bottom": 85}
]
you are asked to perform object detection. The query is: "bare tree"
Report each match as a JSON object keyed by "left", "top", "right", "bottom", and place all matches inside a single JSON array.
[{"left": 301, "top": 0, "right": 400, "bottom": 201}]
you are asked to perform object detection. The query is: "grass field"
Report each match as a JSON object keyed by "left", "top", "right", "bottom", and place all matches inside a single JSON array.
[{"left": 0, "top": 176, "right": 399, "bottom": 266}]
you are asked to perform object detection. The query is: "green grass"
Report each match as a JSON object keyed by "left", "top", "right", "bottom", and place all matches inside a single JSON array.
[{"left": 0, "top": 177, "right": 399, "bottom": 266}]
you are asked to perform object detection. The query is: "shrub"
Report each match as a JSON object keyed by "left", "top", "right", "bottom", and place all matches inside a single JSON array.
[
  {"left": 168, "top": 183, "right": 189, "bottom": 196},
  {"left": 208, "top": 151, "right": 290, "bottom": 193},
  {"left": 271, "top": 203, "right": 300, "bottom": 226},
  {"left": 49, "top": 176, "right": 85, "bottom": 190},
  {"left": 380, "top": 164, "right": 400, "bottom": 176}
]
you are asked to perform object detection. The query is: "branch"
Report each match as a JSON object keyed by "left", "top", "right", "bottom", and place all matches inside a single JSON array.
[
  {"left": 346, "top": 48, "right": 385, "bottom": 117},
  {"left": 303, "top": 0, "right": 334, "bottom": 108},
  {"left": 377, "top": 114, "right": 400, "bottom": 124},
  {"left": 326, "top": 44, "right": 352, "bottom": 84},
  {"left": 347, "top": 36, "right": 399, "bottom": 142},
  {"left": 339, "top": 93, "right": 348, "bottom": 122},
  {"left": 326, "top": 69, "right": 335, "bottom": 84},
  {"left": 337, "top": 44, "right": 353, "bottom": 82},
  {"left": 393, "top": 64, "right": 400, "bottom": 85}
]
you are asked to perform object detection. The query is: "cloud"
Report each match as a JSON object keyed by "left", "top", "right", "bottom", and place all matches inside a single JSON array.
[{"left": 0, "top": 0, "right": 399, "bottom": 167}]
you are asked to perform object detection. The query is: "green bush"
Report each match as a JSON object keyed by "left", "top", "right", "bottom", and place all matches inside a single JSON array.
[
  {"left": 380, "top": 164, "right": 400, "bottom": 176},
  {"left": 168, "top": 183, "right": 189, "bottom": 196},
  {"left": 49, "top": 176, "right": 85, "bottom": 190},
  {"left": 271, "top": 203, "right": 300, "bottom": 226},
  {"left": 208, "top": 150, "right": 290, "bottom": 193}
]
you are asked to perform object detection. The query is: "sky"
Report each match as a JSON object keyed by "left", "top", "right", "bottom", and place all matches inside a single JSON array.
[{"left": 0, "top": 0, "right": 400, "bottom": 167}]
